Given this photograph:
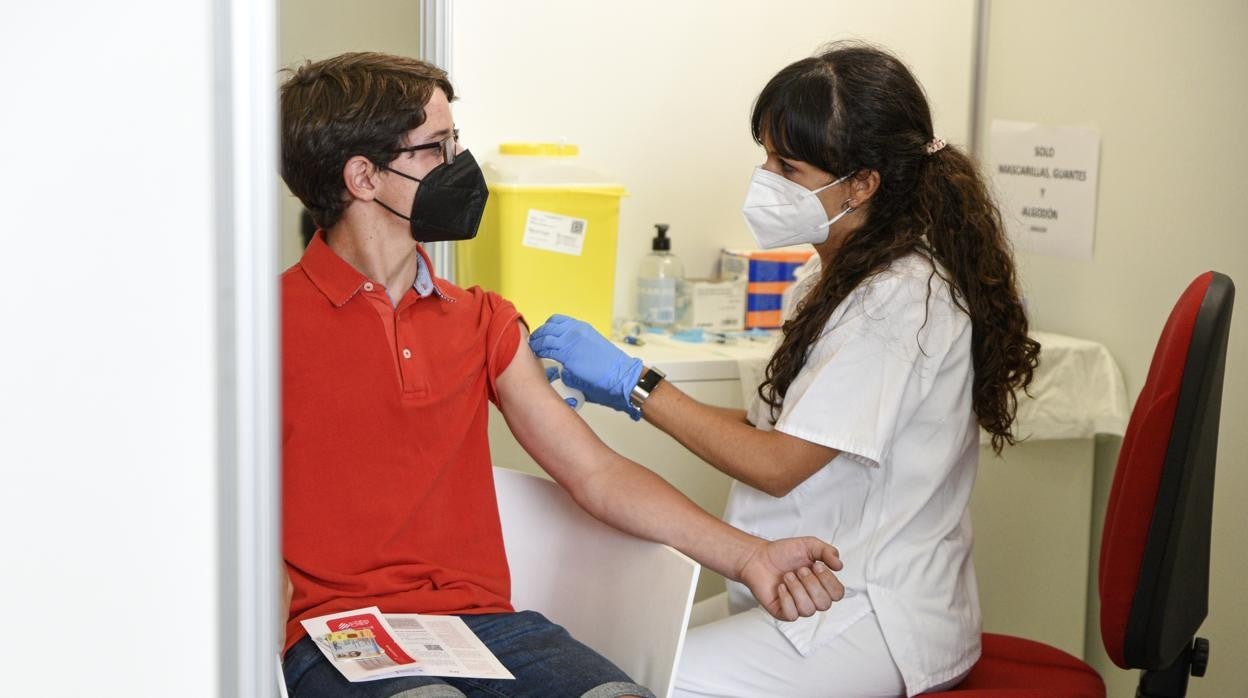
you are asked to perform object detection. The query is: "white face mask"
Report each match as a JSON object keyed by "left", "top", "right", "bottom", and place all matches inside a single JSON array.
[{"left": 741, "top": 167, "right": 855, "bottom": 249}]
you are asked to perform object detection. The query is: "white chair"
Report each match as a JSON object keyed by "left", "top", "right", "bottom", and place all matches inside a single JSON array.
[
  {"left": 277, "top": 653, "right": 290, "bottom": 698},
  {"left": 493, "top": 466, "right": 701, "bottom": 698}
]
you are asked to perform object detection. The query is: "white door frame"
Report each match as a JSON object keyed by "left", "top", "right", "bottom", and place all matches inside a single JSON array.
[
  {"left": 421, "top": 0, "right": 457, "bottom": 281},
  {"left": 214, "top": 0, "right": 281, "bottom": 695}
]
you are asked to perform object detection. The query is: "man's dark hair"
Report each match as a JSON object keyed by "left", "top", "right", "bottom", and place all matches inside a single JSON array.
[{"left": 280, "top": 52, "right": 454, "bottom": 230}]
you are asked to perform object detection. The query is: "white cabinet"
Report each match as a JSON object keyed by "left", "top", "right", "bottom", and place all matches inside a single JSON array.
[{"left": 970, "top": 439, "right": 1097, "bottom": 658}]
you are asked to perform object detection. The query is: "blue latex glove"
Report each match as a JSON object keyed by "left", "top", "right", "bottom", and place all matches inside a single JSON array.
[{"left": 529, "top": 314, "right": 644, "bottom": 420}]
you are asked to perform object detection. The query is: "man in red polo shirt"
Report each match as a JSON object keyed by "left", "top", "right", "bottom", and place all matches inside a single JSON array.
[{"left": 278, "top": 52, "right": 846, "bottom": 698}]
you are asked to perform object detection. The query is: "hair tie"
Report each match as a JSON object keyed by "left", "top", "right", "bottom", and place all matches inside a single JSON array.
[{"left": 925, "top": 137, "right": 947, "bottom": 155}]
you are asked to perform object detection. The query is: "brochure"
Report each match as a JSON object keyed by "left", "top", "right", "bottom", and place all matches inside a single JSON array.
[{"left": 299, "top": 606, "right": 515, "bottom": 683}]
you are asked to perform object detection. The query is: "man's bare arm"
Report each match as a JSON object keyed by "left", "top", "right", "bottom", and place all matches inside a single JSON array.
[{"left": 494, "top": 325, "right": 844, "bottom": 621}]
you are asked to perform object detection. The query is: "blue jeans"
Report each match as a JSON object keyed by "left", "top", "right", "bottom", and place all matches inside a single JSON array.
[{"left": 283, "top": 610, "right": 654, "bottom": 698}]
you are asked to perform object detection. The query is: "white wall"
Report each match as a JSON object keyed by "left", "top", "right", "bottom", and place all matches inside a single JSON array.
[
  {"left": 983, "top": 2, "right": 1248, "bottom": 696},
  {"left": 278, "top": 0, "right": 423, "bottom": 268},
  {"left": 0, "top": 2, "right": 218, "bottom": 695},
  {"left": 451, "top": 0, "right": 977, "bottom": 320}
]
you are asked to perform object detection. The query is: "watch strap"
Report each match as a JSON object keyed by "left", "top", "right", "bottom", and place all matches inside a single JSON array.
[{"left": 629, "top": 366, "right": 666, "bottom": 409}]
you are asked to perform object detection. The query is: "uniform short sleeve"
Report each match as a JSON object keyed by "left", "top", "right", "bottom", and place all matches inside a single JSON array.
[
  {"left": 482, "top": 292, "right": 527, "bottom": 406},
  {"left": 774, "top": 268, "right": 963, "bottom": 467}
]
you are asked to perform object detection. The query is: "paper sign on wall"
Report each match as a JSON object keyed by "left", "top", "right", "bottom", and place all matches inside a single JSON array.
[
  {"left": 522, "top": 209, "right": 587, "bottom": 256},
  {"left": 989, "top": 120, "right": 1101, "bottom": 260}
]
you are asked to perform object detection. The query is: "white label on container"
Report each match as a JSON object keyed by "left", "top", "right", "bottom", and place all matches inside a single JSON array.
[
  {"left": 678, "top": 278, "right": 743, "bottom": 329},
  {"left": 638, "top": 278, "right": 677, "bottom": 325},
  {"left": 521, "top": 209, "right": 588, "bottom": 256},
  {"left": 688, "top": 280, "right": 746, "bottom": 330}
]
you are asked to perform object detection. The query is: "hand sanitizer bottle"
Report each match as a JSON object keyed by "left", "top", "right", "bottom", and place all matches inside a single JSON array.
[{"left": 637, "top": 223, "right": 684, "bottom": 329}]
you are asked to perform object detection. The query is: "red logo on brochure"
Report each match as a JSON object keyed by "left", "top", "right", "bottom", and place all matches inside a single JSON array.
[{"left": 332, "top": 612, "right": 415, "bottom": 665}]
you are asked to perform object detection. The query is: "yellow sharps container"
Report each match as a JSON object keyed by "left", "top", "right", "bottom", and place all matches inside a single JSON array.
[{"left": 457, "top": 143, "right": 625, "bottom": 335}]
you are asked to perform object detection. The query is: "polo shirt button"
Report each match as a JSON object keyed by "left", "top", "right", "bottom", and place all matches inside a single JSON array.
[
  {"left": 402, "top": 348, "right": 412, "bottom": 359},
  {"left": 363, "top": 282, "right": 375, "bottom": 292}
]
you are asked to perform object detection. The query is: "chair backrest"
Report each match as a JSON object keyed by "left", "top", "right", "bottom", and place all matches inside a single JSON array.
[
  {"left": 493, "top": 466, "right": 700, "bottom": 698},
  {"left": 1099, "top": 272, "right": 1234, "bottom": 670}
]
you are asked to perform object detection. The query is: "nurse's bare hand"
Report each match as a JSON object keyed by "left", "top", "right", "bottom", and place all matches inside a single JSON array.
[{"left": 737, "top": 537, "right": 845, "bottom": 622}]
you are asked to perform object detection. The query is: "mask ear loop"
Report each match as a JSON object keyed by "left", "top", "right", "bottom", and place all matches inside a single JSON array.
[
  {"left": 810, "top": 171, "right": 855, "bottom": 196},
  {"left": 811, "top": 170, "right": 857, "bottom": 226},
  {"left": 807, "top": 170, "right": 858, "bottom": 232},
  {"left": 822, "top": 200, "right": 856, "bottom": 229},
  {"left": 371, "top": 165, "right": 427, "bottom": 222}
]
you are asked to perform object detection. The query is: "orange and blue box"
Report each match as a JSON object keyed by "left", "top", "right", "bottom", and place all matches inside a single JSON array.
[{"left": 720, "top": 249, "right": 815, "bottom": 328}]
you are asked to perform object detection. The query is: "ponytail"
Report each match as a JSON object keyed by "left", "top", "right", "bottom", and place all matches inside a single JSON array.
[{"left": 915, "top": 146, "right": 1040, "bottom": 452}]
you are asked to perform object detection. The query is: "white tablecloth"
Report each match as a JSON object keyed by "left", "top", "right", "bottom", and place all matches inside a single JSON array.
[{"left": 1013, "top": 331, "right": 1130, "bottom": 441}]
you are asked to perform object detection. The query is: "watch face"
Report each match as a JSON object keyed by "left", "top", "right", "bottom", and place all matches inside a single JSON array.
[
  {"left": 632, "top": 368, "right": 665, "bottom": 407},
  {"left": 631, "top": 367, "right": 663, "bottom": 408}
]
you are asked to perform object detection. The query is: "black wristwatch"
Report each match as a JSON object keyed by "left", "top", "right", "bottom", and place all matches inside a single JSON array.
[{"left": 629, "top": 366, "right": 666, "bottom": 410}]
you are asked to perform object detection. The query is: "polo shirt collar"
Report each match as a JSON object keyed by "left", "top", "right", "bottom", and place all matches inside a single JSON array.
[{"left": 301, "top": 231, "right": 453, "bottom": 308}]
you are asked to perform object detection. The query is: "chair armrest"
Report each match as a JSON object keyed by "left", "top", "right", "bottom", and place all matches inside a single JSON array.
[{"left": 493, "top": 466, "right": 700, "bottom": 698}]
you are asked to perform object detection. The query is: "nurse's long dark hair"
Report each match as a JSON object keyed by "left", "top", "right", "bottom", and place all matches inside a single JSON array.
[{"left": 755, "top": 43, "right": 1040, "bottom": 453}]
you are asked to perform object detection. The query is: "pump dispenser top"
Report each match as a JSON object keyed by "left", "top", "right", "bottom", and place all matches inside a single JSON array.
[{"left": 652, "top": 223, "right": 671, "bottom": 251}]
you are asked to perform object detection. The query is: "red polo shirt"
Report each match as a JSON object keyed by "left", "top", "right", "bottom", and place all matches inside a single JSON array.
[{"left": 282, "top": 233, "right": 522, "bottom": 651}]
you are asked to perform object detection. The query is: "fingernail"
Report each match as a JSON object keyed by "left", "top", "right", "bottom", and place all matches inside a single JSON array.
[
  {"left": 814, "top": 561, "right": 828, "bottom": 572},
  {"left": 798, "top": 567, "right": 811, "bottom": 577},
  {"left": 784, "top": 572, "right": 797, "bottom": 582}
]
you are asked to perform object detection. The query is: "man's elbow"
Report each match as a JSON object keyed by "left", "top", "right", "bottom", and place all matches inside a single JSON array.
[
  {"left": 553, "top": 464, "right": 612, "bottom": 518},
  {"left": 758, "top": 474, "right": 800, "bottom": 499}
]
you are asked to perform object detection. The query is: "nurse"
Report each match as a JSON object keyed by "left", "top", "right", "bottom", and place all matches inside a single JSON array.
[{"left": 530, "top": 42, "right": 1040, "bottom": 697}]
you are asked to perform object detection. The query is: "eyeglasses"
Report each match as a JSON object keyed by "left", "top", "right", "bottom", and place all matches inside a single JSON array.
[{"left": 394, "top": 128, "right": 460, "bottom": 165}]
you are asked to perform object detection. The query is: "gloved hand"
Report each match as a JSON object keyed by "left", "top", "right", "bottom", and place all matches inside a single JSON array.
[{"left": 529, "top": 314, "right": 644, "bottom": 420}]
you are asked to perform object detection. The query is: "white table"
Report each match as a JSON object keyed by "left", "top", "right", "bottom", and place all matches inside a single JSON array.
[
  {"left": 489, "top": 330, "right": 1129, "bottom": 659},
  {"left": 629, "top": 329, "right": 1129, "bottom": 442}
]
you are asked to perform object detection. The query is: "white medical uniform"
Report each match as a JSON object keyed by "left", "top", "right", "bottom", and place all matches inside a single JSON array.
[{"left": 674, "top": 253, "right": 981, "bottom": 698}]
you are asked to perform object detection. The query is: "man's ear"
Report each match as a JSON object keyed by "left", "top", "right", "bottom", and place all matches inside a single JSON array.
[
  {"left": 848, "top": 170, "right": 881, "bottom": 209},
  {"left": 342, "top": 155, "right": 381, "bottom": 202}
]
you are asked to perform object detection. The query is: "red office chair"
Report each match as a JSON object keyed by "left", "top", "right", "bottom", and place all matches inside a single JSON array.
[{"left": 931, "top": 271, "right": 1235, "bottom": 698}]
